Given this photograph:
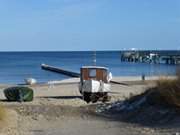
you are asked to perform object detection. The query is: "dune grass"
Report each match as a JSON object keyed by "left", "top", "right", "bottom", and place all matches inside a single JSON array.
[
  {"left": 156, "top": 79, "right": 180, "bottom": 106},
  {"left": 154, "top": 69, "right": 180, "bottom": 107}
]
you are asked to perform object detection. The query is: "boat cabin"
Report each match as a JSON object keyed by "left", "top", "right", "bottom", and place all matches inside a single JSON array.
[
  {"left": 79, "top": 66, "right": 111, "bottom": 103},
  {"left": 80, "top": 66, "right": 109, "bottom": 83}
]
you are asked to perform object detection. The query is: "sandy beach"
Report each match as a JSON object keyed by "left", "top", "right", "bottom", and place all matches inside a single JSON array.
[{"left": 0, "top": 76, "right": 179, "bottom": 135}]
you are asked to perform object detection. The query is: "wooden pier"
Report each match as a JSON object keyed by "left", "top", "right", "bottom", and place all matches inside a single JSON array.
[
  {"left": 41, "top": 64, "right": 80, "bottom": 77},
  {"left": 121, "top": 50, "right": 180, "bottom": 65}
]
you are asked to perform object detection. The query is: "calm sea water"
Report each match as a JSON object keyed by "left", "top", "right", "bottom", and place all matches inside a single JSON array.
[{"left": 0, "top": 51, "right": 177, "bottom": 84}]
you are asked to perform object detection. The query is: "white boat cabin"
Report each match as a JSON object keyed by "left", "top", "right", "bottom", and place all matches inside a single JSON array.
[{"left": 80, "top": 66, "right": 110, "bottom": 83}]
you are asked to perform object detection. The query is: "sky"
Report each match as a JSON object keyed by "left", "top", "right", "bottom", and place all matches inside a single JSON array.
[{"left": 0, "top": 0, "right": 180, "bottom": 51}]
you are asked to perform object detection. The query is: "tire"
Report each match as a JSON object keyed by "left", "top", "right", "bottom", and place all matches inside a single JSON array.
[
  {"left": 83, "top": 92, "right": 91, "bottom": 103},
  {"left": 102, "top": 93, "right": 111, "bottom": 102},
  {"left": 91, "top": 93, "right": 99, "bottom": 103}
]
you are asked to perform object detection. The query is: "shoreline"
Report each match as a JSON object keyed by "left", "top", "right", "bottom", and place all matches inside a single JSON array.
[
  {"left": 0, "top": 75, "right": 176, "bottom": 87},
  {"left": 0, "top": 76, "right": 154, "bottom": 104}
]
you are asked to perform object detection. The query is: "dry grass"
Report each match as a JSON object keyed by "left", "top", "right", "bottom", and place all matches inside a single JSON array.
[
  {"left": 154, "top": 72, "right": 180, "bottom": 107},
  {"left": 0, "top": 105, "right": 6, "bottom": 121}
]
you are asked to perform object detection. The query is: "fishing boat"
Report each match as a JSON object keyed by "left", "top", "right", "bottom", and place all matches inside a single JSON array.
[{"left": 79, "top": 66, "right": 112, "bottom": 103}]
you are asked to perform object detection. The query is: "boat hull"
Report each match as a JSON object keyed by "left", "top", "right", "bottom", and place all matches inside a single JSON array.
[
  {"left": 4, "top": 87, "right": 34, "bottom": 102},
  {"left": 79, "top": 80, "right": 110, "bottom": 93}
]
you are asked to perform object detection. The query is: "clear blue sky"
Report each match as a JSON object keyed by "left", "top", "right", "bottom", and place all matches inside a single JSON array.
[{"left": 0, "top": 0, "right": 179, "bottom": 51}]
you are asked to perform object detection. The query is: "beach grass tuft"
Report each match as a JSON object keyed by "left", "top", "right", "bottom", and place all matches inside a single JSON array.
[{"left": 154, "top": 68, "right": 180, "bottom": 107}]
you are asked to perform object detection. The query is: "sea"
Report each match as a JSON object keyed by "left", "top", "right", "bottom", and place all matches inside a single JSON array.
[{"left": 0, "top": 51, "right": 178, "bottom": 84}]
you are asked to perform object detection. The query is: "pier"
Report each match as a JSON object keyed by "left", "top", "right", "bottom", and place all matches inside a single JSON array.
[
  {"left": 121, "top": 50, "right": 180, "bottom": 65},
  {"left": 41, "top": 64, "right": 80, "bottom": 77}
]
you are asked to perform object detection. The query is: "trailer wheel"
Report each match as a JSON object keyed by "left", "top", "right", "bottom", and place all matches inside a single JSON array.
[
  {"left": 102, "top": 93, "right": 111, "bottom": 102},
  {"left": 83, "top": 92, "right": 91, "bottom": 103},
  {"left": 91, "top": 94, "right": 99, "bottom": 103}
]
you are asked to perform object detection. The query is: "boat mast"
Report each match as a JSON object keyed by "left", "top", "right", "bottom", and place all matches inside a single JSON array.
[{"left": 93, "top": 50, "right": 96, "bottom": 66}]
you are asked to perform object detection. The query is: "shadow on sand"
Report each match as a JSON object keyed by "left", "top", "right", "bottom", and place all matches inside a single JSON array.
[{"left": 38, "top": 96, "right": 82, "bottom": 100}]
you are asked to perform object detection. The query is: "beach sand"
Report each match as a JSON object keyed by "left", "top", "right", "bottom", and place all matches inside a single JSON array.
[{"left": 0, "top": 76, "right": 178, "bottom": 135}]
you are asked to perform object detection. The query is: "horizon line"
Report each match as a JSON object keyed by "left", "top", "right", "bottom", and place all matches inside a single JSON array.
[{"left": 0, "top": 49, "right": 179, "bottom": 52}]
